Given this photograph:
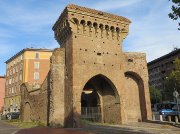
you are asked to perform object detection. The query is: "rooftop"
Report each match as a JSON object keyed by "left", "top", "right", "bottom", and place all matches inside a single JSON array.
[
  {"left": 67, "top": 4, "right": 131, "bottom": 23},
  {"left": 0, "top": 76, "right": 5, "bottom": 78},
  {"left": 53, "top": 4, "right": 131, "bottom": 30},
  {"left": 148, "top": 48, "right": 180, "bottom": 66},
  {"left": 5, "top": 48, "right": 53, "bottom": 63}
]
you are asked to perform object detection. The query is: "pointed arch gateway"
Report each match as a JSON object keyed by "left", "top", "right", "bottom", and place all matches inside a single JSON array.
[
  {"left": 23, "top": 102, "right": 32, "bottom": 122},
  {"left": 81, "top": 74, "right": 121, "bottom": 124},
  {"left": 125, "top": 71, "right": 147, "bottom": 122}
]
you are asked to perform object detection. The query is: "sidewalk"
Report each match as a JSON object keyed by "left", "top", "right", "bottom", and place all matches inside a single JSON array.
[{"left": 84, "top": 122, "right": 180, "bottom": 134}]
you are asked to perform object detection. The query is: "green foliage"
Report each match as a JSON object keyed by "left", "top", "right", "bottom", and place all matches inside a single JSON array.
[
  {"left": 5, "top": 119, "right": 45, "bottom": 128},
  {"left": 149, "top": 86, "right": 162, "bottom": 104},
  {"left": 168, "top": 0, "right": 180, "bottom": 30},
  {"left": 164, "top": 58, "right": 180, "bottom": 100}
]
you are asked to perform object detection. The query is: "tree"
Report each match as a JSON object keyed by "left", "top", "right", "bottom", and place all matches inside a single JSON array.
[
  {"left": 164, "top": 58, "right": 180, "bottom": 100},
  {"left": 168, "top": 0, "right": 180, "bottom": 30},
  {"left": 149, "top": 86, "right": 162, "bottom": 104}
]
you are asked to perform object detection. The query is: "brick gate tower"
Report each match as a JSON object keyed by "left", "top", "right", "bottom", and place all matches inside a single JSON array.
[{"left": 21, "top": 4, "right": 152, "bottom": 128}]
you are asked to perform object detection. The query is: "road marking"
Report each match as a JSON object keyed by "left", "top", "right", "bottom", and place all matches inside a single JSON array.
[{"left": 11, "top": 130, "right": 19, "bottom": 134}]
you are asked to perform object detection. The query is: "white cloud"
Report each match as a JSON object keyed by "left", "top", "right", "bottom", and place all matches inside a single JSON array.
[
  {"left": 0, "top": 43, "right": 15, "bottom": 56},
  {"left": 0, "top": 2, "right": 60, "bottom": 33},
  {"left": 25, "top": 40, "right": 59, "bottom": 50},
  {"left": 0, "top": 28, "right": 15, "bottom": 38},
  {"left": 123, "top": 0, "right": 180, "bottom": 62},
  {"left": 92, "top": 0, "right": 142, "bottom": 11}
]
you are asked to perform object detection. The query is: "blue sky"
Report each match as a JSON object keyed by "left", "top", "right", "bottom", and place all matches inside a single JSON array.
[{"left": 0, "top": 0, "right": 179, "bottom": 75}]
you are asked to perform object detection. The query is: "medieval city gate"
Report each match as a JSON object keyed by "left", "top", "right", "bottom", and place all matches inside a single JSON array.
[{"left": 20, "top": 4, "right": 152, "bottom": 128}]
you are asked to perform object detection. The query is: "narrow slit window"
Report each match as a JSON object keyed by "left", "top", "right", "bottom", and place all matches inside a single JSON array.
[{"left": 97, "top": 53, "right": 101, "bottom": 56}]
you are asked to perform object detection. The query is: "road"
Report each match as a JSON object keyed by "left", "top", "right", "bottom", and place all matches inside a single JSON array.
[
  {"left": 0, "top": 120, "right": 180, "bottom": 134},
  {"left": 0, "top": 121, "right": 20, "bottom": 134}
]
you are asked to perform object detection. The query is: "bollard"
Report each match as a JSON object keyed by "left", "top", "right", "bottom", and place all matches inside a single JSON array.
[
  {"left": 175, "top": 116, "right": 179, "bottom": 124},
  {"left": 152, "top": 114, "right": 156, "bottom": 121},
  {"left": 160, "top": 115, "right": 163, "bottom": 122},
  {"left": 168, "top": 116, "right": 171, "bottom": 122}
]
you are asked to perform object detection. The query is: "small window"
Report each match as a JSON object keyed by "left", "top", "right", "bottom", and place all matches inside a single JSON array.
[
  {"left": 20, "top": 55, "right": 23, "bottom": 60},
  {"left": 20, "top": 64, "right": 23, "bottom": 70},
  {"left": 12, "top": 78, "right": 14, "bottom": 84},
  {"left": 16, "top": 66, "right": 18, "bottom": 72},
  {"left": 34, "top": 72, "right": 39, "bottom": 80},
  {"left": 16, "top": 76, "right": 18, "bottom": 82},
  {"left": 9, "top": 79, "right": 11, "bottom": 84},
  {"left": 35, "top": 53, "right": 39, "bottom": 59},
  {"left": 12, "top": 87, "right": 14, "bottom": 94},
  {"left": 34, "top": 62, "right": 40, "bottom": 69},
  {"left": 13, "top": 68, "right": 15, "bottom": 73},
  {"left": 19, "top": 74, "right": 22, "bottom": 81}
]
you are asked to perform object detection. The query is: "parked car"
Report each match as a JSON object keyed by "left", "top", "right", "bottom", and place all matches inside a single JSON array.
[
  {"left": 6, "top": 112, "right": 20, "bottom": 120},
  {"left": 155, "top": 102, "right": 176, "bottom": 118},
  {"left": 168, "top": 104, "right": 180, "bottom": 117},
  {"left": 159, "top": 109, "right": 174, "bottom": 116},
  {"left": 0, "top": 114, "right": 7, "bottom": 120}
]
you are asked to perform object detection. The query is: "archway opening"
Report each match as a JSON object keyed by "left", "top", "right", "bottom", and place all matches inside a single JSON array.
[
  {"left": 81, "top": 74, "right": 120, "bottom": 124},
  {"left": 23, "top": 102, "right": 31, "bottom": 122},
  {"left": 125, "top": 72, "right": 147, "bottom": 122}
]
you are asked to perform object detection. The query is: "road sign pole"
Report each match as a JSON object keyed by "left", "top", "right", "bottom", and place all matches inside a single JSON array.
[{"left": 173, "top": 90, "right": 180, "bottom": 120}]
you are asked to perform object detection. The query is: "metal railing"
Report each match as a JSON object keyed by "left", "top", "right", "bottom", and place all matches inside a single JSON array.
[{"left": 81, "top": 107, "right": 101, "bottom": 122}]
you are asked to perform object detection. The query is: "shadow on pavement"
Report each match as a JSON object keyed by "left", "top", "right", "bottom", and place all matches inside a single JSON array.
[
  {"left": 16, "top": 127, "right": 90, "bottom": 134},
  {"left": 84, "top": 125, "right": 153, "bottom": 134},
  {"left": 15, "top": 125, "right": 155, "bottom": 134},
  {"left": 147, "top": 120, "right": 180, "bottom": 128}
]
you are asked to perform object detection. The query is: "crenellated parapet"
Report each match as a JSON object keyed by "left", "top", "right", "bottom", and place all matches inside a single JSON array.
[
  {"left": 68, "top": 18, "right": 126, "bottom": 41},
  {"left": 53, "top": 4, "right": 131, "bottom": 45}
]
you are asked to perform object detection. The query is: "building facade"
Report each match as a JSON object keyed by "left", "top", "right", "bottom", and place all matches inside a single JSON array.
[
  {"left": 3, "top": 48, "right": 52, "bottom": 114},
  {"left": 148, "top": 48, "right": 180, "bottom": 92},
  {"left": 20, "top": 4, "right": 152, "bottom": 127},
  {"left": 0, "top": 76, "right": 5, "bottom": 112}
]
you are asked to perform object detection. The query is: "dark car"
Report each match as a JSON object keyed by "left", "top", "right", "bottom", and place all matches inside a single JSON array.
[{"left": 7, "top": 112, "right": 20, "bottom": 120}]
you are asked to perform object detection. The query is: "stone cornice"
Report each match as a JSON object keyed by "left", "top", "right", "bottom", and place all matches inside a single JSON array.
[
  {"left": 53, "top": 4, "right": 131, "bottom": 31},
  {"left": 67, "top": 4, "right": 131, "bottom": 23}
]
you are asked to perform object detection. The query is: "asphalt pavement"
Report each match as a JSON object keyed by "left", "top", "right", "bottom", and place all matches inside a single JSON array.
[
  {"left": 0, "top": 121, "right": 20, "bottom": 134},
  {"left": 0, "top": 120, "right": 180, "bottom": 134}
]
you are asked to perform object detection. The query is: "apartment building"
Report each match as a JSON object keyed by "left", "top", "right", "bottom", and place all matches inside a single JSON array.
[
  {"left": 0, "top": 76, "right": 5, "bottom": 112},
  {"left": 148, "top": 48, "right": 180, "bottom": 91},
  {"left": 3, "top": 48, "right": 52, "bottom": 114}
]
